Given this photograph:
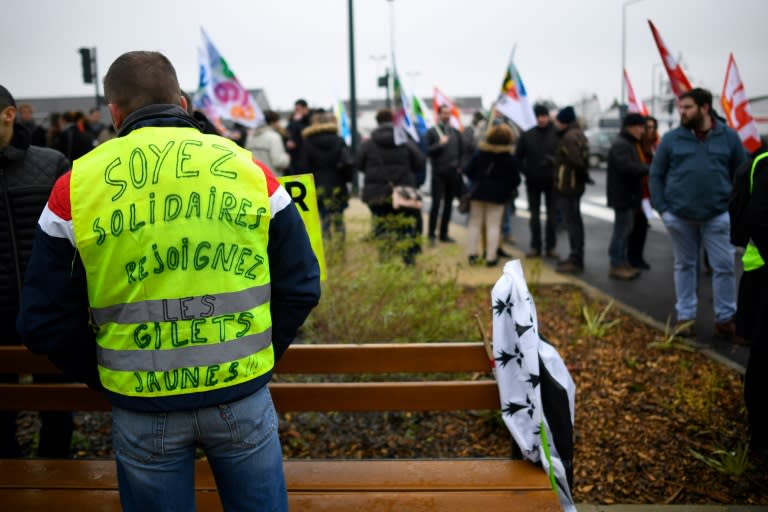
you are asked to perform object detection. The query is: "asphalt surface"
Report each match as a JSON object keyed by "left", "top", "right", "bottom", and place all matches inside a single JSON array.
[{"left": 445, "top": 166, "right": 750, "bottom": 370}]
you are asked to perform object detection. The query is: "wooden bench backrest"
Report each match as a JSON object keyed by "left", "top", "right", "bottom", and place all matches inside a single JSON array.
[{"left": 0, "top": 343, "right": 500, "bottom": 412}]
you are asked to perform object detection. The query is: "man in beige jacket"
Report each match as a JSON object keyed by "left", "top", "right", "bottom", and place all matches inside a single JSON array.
[{"left": 247, "top": 110, "right": 290, "bottom": 176}]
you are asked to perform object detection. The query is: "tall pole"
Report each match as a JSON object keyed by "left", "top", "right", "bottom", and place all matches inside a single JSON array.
[
  {"left": 387, "top": 0, "right": 394, "bottom": 109},
  {"left": 347, "top": 0, "right": 358, "bottom": 153},
  {"left": 92, "top": 47, "right": 101, "bottom": 107},
  {"left": 621, "top": 0, "right": 643, "bottom": 118}
]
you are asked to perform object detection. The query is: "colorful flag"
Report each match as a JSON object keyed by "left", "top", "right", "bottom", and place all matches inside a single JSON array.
[
  {"left": 721, "top": 53, "right": 762, "bottom": 154},
  {"left": 648, "top": 20, "right": 692, "bottom": 97},
  {"left": 432, "top": 86, "right": 464, "bottom": 131},
  {"left": 494, "top": 54, "right": 536, "bottom": 131},
  {"left": 410, "top": 92, "right": 434, "bottom": 138},
  {"left": 624, "top": 69, "right": 649, "bottom": 116},
  {"left": 392, "top": 67, "right": 419, "bottom": 145},
  {"left": 196, "top": 28, "right": 264, "bottom": 128},
  {"left": 335, "top": 99, "right": 351, "bottom": 146},
  {"left": 491, "top": 260, "right": 576, "bottom": 512}
]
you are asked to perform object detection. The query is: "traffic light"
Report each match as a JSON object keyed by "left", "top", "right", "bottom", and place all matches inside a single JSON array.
[{"left": 79, "top": 48, "right": 94, "bottom": 84}]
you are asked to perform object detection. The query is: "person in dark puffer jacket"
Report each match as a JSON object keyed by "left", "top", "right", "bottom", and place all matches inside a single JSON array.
[
  {"left": 356, "top": 109, "right": 425, "bottom": 265},
  {"left": 0, "top": 85, "right": 71, "bottom": 457},
  {"left": 294, "top": 110, "right": 354, "bottom": 240},
  {"left": 463, "top": 123, "right": 521, "bottom": 267}
]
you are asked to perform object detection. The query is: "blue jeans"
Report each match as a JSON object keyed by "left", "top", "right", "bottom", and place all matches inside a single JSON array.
[
  {"left": 661, "top": 211, "right": 736, "bottom": 323},
  {"left": 609, "top": 208, "right": 635, "bottom": 267},
  {"left": 113, "top": 386, "right": 287, "bottom": 512}
]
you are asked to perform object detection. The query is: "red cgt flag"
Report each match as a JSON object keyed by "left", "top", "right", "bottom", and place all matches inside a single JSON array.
[
  {"left": 648, "top": 20, "right": 692, "bottom": 97},
  {"left": 721, "top": 53, "right": 762, "bottom": 153},
  {"left": 432, "top": 86, "right": 464, "bottom": 132},
  {"left": 624, "top": 69, "right": 649, "bottom": 116}
]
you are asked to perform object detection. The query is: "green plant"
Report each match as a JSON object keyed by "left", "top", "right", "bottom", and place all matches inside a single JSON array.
[
  {"left": 648, "top": 316, "right": 695, "bottom": 351},
  {"left": 689, "top": 439, "right": 752, "bottom": 476},
  {"left": 580, "top": 300, "right": 620, "bottom": 338},
  {"left": 302, "top": 236, "right": 479, "bottom": 343}
]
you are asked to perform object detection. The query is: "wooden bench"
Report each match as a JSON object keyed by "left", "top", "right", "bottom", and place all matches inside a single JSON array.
[{"left": 0, "top": 343, "right": 560, "bottom": 511}]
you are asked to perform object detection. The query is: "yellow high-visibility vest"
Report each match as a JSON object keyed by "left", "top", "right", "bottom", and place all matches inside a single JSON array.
[
  {"left": 743, "top": 152, "right": 768, "bottom": 272},
  {"left": 71, "top": 126, "right": 275, "bottom": 397}
]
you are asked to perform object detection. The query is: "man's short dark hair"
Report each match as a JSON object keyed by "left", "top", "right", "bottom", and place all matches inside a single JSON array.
[
  {"left": 264, "top": 110, "right": 280, "bottom": 124},
  {"left": 679, "top": 87, "right": 712, "bottom": 109},
  {"left": 295, "top": 99, "right": 308, "bottom": 108},
  {"left": 103, "top": 51, "right": 181, "bottom": 116},
  {"left": 0, "top": 85, "right": 16, "bottom": 110},
  {"left": 375, "top": 109, "right": 393, "bottom": 124}
]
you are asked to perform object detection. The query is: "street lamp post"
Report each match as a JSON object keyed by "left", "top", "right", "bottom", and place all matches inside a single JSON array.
[
  {"left": 651, "top": 62, "right": 663, "bottom": 116},
  {"left": 347, "top": 0, "right": 358, "bottom": 153},
  {"left": 621, "top": 0, "right": 644, "bottom": 118}
]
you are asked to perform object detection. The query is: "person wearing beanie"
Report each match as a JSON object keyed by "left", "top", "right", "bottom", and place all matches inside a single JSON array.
[
  {"left": 605, "top": 113, "right": 649, "bottom": 280},
  {"left": 552, "top": 105, "right": 589, "bottom": 273},
  {"left": 556, "top": 106, "right": 576, "bottom": 125},
  {"left": 0, "top": 84, "right": 72, "bottom": 457},
  {"left": 516, "top": 103, "right": 559, "bottom": 259}
]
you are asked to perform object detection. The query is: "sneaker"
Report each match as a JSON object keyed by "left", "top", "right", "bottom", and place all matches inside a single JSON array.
[
  {"left": 485, "top": 259, "right": 499, "bottom": 267},
  {"left": 629, "top": 259, "right": 651, "bottom": 270},
  {"left": 545, "top": 250, "right": 559, "bottom": 259},
  {"left": 609, "top": 265, "right": 640, "bottom": 280},
  {"left": 526, "top": 249, "right": 542, "bottom": 258},
  {"left": 439, "top": 236, "right": 456, "bottom": 243},
  {"left": 555, "top": 260, "right": 583, "bottom": 274}
]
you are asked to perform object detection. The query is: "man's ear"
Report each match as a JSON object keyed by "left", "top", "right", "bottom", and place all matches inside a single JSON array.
[
  {"left": 1, "top": 106, "right": 16, "bottom": 124},
  {"left": 180, "top": 94, "right": 188, "bottom": 113},
  {"left": 108, "top": 104, "right": 124, "bottom": 130}
]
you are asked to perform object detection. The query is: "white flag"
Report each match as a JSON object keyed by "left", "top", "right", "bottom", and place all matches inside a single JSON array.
[{"left": 491, "top": 260, "right": 576, "bottom": 512}]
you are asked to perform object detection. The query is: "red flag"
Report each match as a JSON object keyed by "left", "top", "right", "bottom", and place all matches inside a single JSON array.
[
  {"left": 624, "top": 69, "right": 649, "bottom": 116},
  {"left": 721, "top": 53, "right": 762, "bottom": 153},
  {"left": 648, "top": 20, "right": 692, "bottom": 97},
  {"left": 432, "top": 86, "right": 464, "bottom": 131}
]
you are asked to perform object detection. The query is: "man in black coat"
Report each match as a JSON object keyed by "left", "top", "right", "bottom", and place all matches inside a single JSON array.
[
  {"left": 606, "top": 113, "right": 649, "bottom": 280},
  {"left": 515, "top": 104, "right": 559, "bottom": 258},
  {"left": 426, "top": 105, "right": 463, "bottom": 243},
  {"left": 0, "top": 85, "right": 72, "bottom": 457}
]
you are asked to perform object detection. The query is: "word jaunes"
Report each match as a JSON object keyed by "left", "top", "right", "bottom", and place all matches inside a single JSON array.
[
  {"left": 92, "top": 187, "right": 268, "bottom": 246},
  {"left": 132, "top": 361, "right": 242, "bottom": 394},
  {"left": 125, "top": 238, "right": 265, "bottom": 284}
]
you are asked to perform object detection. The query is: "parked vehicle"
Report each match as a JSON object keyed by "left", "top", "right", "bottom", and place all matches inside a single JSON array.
[{"left": 585, "top": 128, "right": 617, "bottom": 168}]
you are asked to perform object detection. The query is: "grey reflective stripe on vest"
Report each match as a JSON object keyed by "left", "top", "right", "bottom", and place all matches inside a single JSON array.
[
  {"left": 91, "top": 284, "right": 271, "bottom": 326},
  {"left": 97, "top": 328, "right": 272, "bottom": 372}
]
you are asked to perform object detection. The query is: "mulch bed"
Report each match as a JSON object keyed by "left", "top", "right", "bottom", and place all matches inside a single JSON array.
[{"left": 15, "top": 284, "right": 768, "bottom": 505}]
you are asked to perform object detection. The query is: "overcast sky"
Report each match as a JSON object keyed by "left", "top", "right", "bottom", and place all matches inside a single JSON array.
[{"left": 3, "top": 0, "right": 766, "bottom": 113}]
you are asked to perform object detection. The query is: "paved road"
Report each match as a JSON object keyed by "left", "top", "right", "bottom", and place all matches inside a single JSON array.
[{"left": 442, "top": 167, "right": 749, "bottom": 369}]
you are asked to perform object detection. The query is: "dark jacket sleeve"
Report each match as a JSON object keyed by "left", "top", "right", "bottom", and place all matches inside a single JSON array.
[
  {"left": 609, "top": 139, "right": 648, "bottom": 177},
  {"left": 18, "top": 226, "right": 101, "bottom": 389},
  {"left": 267, "top": 199, "right": 321, "bottom": 361},
  {"left": 426, "top": 128, "right": 444, "bottom": 156}
]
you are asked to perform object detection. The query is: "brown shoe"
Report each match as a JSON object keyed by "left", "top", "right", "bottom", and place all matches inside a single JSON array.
[
  {"left": 526, "top": 249, "right": 541, "bottom": 258},
  {"left": 545, "top": 250, "right": 559, "bottom": 259},
  {"left": 555, "top": 260, "right": 583, "bottom": 274},
  {"left": 714, "top": 318, "right": 742, "bottom": 342},
  {"left": 609, "top": 265, "right": 639, "bottom": 280},
  {"left": 674, "top": 320, "right": 696, "bottom": 338}
]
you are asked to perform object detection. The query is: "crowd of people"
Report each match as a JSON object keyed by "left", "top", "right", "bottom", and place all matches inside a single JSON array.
[{"left": 1, "top": 48, "right": 766, "bottom": 508}]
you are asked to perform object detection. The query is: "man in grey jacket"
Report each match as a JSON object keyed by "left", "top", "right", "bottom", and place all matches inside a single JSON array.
[{"left": 650, "top": 87, "right": 746, "bottom": 339}]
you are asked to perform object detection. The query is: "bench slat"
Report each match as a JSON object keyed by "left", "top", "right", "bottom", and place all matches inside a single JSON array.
[
  {"left": 0, "top": 459, "right": 550, "bottom": 491},
  {"left": 0, "top": 380, "right": 501, "bottom": 412},
  {"left": 0, "top": 343, "right": 493, "bottom": 375}
]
